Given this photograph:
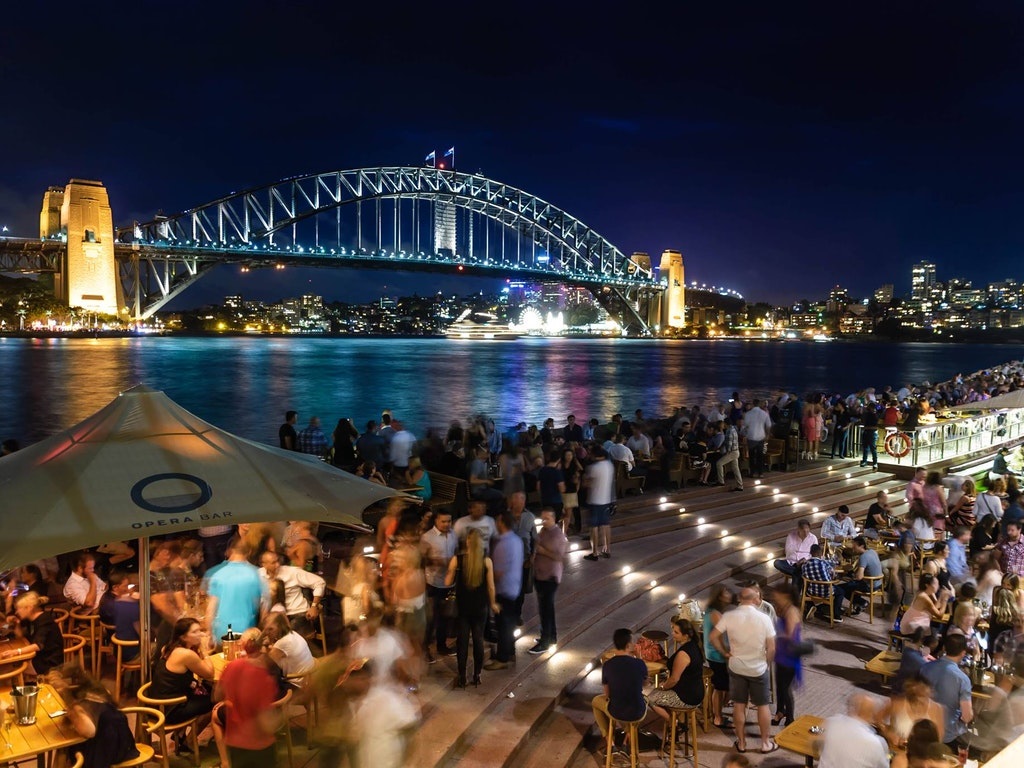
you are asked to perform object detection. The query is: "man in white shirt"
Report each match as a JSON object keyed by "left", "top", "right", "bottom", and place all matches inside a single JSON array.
[
  {"left": 583, "top": 447, "right": 616, "bottom": 561},
  {"left": 389, "top": 420, "right": 417, "bottom": 477},
  {"left": 818, "top": 693, "right": 890, "bottom": 768},
  {"left": 625, "top": 426, "right": 652, "bottom": 460},
  {"left": 743, "top": 398, "right": 773, "bottom": 478},
  {"left": 63, "top": 551, "right": 107, "bottom": 610},
  {"left": 420, "top": 512, "right": 458, "bottom": 658},
  {"left": 773, "top": 520, "right": 818, "bottom": 592},
  {"left": 605, "top": 434, "right": 635, "bottom": 471},
  {"left": 259, "top": 550, "right": 326, "bottom": 638},
  {"left": 821, "top": 505, "right": 857, "bottom": 543},
  {"left": 453, "top": 500, "right": 498, "bottom": 553},
  {"left": 710, "top": 587, "right": 777, "bottom": 754}
]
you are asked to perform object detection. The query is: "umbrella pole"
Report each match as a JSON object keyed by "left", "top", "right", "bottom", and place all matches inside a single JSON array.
[{"left": 138, "top": 536, "right": 151, "bottom": 684}]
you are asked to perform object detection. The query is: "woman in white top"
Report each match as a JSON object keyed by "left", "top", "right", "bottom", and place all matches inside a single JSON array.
[
  {"left": 907, "top": 499, "right": 936, "bottom": 549},
  {"left": 976, "top": 551, "right": 1003, "bottom": 606},
  {"left": 263, "top": 612, "right": 315, "bottom": 678},
  {"left": 975, "top": 478, "right": 1007, "bottom": 522}
]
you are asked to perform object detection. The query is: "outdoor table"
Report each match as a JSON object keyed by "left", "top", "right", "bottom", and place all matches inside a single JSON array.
[
  {"left": 0, "top": 683, "right": 83, "bottom": 768},
  {"left": 775, "top": 714, "right": 824, "bottom": 767},
  {"left": 865, "top": 649, "right": 901, "bottom": 684}
]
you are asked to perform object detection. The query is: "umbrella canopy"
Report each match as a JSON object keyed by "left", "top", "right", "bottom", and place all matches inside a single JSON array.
[
  {"left": 953, "top": 389, "right": 1024, "bottom": 412},
  {"left": 0, "top": 385, "right": 401, "bottom": 572}
]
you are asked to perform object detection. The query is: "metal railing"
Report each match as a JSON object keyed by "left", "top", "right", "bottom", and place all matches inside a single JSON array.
[{"left": 849, "top": 409, "right": 1024, "bottom": 466}]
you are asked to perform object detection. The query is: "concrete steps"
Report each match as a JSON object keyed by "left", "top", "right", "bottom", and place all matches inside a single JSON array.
[{"left": 417, "top": 460, "right": 902, "bottom": 767}]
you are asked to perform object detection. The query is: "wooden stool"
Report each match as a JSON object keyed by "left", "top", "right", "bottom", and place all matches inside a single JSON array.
[
  {"left": 641, "top": 629, "right": 670, "bottom": 657},
  {"left": 699, "top": 667, "right": 713, "bottom": 733},
  {"left": 115, "top": 705, "right": 167, "bottom": 767},
  {"left": 605, "top": 714, "right": 645, "bottom": 768},
  {"left": 62, "top": 633, "right": 87, "bottom": 669},
  {"left": 312, "top": 609, "right": 328, "bottom": 656},
  {"left": 137, "top": 682, "right": 201, "bottom": 767},
  {"left": 285, "top": 668, "right": 320, "bottom": 747},
  {"left": 661, "top": 705, "right": 700, "bottom": 768},
  {"left": 69, "top": 752, "right": 85, "bottom": 768},
  {"left": 273, "top": 688, "right": 294, "bottom": 766},
  {"left": 0, "top": 662, "right": 28, "bottom": 688},
  {"left": 99, "top": 621, "right": 117, "bottom": 667},
  {"left": 112, "top": 636, "right": 143, "bottom": 704},
  {"left": 70, "top": 608, "right": 102, "bottom": 676}
]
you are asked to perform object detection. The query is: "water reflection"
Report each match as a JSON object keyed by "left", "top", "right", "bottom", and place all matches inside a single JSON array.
[{"left": 0, "top": 337, "right": 1016, "bottom": 447}]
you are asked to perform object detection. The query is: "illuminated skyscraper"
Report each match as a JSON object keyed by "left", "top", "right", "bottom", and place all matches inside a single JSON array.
[{"left": 911, "top": 261, "right": 936, "bottom": 301}]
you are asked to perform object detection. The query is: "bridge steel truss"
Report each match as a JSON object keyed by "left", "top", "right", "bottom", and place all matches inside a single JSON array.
[{"left": 116, "top": 167, "right": 662, "bottom": 333}]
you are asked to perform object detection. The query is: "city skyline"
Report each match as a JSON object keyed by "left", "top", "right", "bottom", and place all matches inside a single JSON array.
[{"left": 2, "top": 4, "right": 1023, "bottom": 306}]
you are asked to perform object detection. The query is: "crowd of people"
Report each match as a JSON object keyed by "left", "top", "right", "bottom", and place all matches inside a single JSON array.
[{"left": 3, "top": 361, "right": 1024, "bottom": 767}]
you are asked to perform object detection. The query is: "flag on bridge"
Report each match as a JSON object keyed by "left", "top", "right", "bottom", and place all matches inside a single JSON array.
[
  {"left": 443, "top": 147, "right": 454, "bottom": 157},
  {"left": 425, "top": 151, "right": 436, "bottom": 166}
]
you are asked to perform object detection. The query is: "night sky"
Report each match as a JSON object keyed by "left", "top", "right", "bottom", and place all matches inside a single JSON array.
[{"left": 2, "top": 2, "right": 1022, "bottom": 307}]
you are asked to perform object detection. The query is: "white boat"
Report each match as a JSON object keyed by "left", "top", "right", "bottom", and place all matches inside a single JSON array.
[{"left": 445, "top": 310, "right": 521, "bottom": 340}]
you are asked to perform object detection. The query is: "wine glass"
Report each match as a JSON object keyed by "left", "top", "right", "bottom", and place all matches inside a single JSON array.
[{"left": 3, "top": 708, "right": 12, "bottom": 751}]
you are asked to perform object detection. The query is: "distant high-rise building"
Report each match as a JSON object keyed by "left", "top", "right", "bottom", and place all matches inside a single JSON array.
[
  {"left": 911, "top": 261, "right": 936, "bottom": 301},
  {"left": 874, "top": 284, "right": 894, "bottom": 305},
  {"left": 224, "top": 295, "right": 243, "bottom": 310},
  {"left": 988, "top": 279, "right": 1021, "bottom": 308}
]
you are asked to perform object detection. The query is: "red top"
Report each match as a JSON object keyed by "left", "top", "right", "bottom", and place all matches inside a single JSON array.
[{"left": 219, "top": 657, "right": 278, "bottom": 750}]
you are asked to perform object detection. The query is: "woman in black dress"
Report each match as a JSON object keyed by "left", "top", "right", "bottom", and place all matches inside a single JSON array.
[
  {"left": 445, "top": 529, "right": 499, "bottom": 688},
  {"left": 53, "top": 664, "right": 139, "bottom": 768},
  {"left": 151, "top": 618, "right": 215, "bottom": 752},
  {"left": 647, "top": 617, "right": 705, "bottom": 724}
]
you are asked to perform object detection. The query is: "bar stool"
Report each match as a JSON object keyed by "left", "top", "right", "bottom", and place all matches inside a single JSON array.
[
  {"left": 114, "top": 706, "right": 167, "bottom": 767},
  {"left": 660, "top": 705, "right": 700, "bottom": 768},
  {"left": 137, "top": 682, "right": 201, "bottom": 767},
  {"left": 112, "top": 636, "right": 142, "bottom": 704},
  {"left": 641, "top": 629, "right": 670, "bottom": 657},
  {"left": 99, "top": 620, "right": 117, "bottom": 668},
  {"left": 70, "top": 608, "right": 102, "bottom": 676},
  {"left": 62, "top": 633, "right": 87, "bottom": 669},
  {"left": 0, "top": 662, "right": 28, "bottom": 688},
  {"left": 605, "top": 714, "right": 645, "bottom": 768},
  {"left": 699, "top": 667, "right": 713, "bottom": 733}
]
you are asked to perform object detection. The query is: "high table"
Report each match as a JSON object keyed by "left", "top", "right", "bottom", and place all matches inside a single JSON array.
[
  {"left": 0, "top": 684, "right": 83, "bottom": 767},
  {"left": 775, "top": 714, "right": 824, "bottom": 767}
]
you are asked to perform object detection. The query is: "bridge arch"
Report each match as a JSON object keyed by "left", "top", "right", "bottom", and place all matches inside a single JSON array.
[{"left": 118, "top": 167, "right": 654, "bottom": 283}]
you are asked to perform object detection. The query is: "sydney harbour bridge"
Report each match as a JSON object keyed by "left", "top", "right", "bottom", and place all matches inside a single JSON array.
[{"left": 0, "top": 168, "right": 742, "bottom": 336}]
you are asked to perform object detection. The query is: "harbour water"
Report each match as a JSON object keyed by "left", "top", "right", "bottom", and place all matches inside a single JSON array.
[{"left": 0, "top": 336, "right": 1016, "bottom": 447}]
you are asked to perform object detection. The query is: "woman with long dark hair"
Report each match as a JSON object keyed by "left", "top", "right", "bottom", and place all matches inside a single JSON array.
[
  {"left": 445, "top": 529, "right": 498, "bottom": 688},
  {"left": 331, "top": 418, "right": 359, "bottom": 471},
  {"left": 151, "top": 617, "right": 214, "bottom": 751},
  {"left": 647, "top": 617, "right": 705, "bottom": 725}
]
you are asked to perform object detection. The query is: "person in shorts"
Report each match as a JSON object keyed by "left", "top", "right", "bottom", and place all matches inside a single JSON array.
[
  {"left": 710, "top": 587, "right": 778, "bottom": 754},
  {"left": 583, "top": 447, "right": 615, "bottom": 561}
]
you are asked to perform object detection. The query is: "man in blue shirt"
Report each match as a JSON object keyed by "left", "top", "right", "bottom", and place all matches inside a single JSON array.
[
  {"left": 946, "top": 526, "right": 971, "bottom": 586},
  {"left": 839, "top": 536, "right": 883, "bottom": 616},
  {"left": 205, "top": 539, "right": 267, "bottom": 642},
  {"left": 485, "top": 512, "right": 523, "bottom": 670},
  {"left": 592, "top": 628, "right": 651, "bottom": 745},
  {"left": 921, "top": 634, "right": 974, "bottom": 747}
]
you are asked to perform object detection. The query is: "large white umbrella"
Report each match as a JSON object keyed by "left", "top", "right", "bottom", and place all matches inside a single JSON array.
[
  {"left": 0, "top": 384, "right": 400, "bottom": 572},
  {"left": 0, "top": 385, "right": 405, "bottom": 675},
  {"left": 954, "top": 389, "right": 1024, "bottom": 412}
]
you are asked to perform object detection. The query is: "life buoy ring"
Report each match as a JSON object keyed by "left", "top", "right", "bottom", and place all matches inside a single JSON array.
[{"left": 884, "top": 432, "right": 912, "bottom": 458}]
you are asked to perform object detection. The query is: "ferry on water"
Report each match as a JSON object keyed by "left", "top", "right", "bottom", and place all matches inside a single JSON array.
[{"left": 445, "top": 310, "right": 522, "bottom": 340}]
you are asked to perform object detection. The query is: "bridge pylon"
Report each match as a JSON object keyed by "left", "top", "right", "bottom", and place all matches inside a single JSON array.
[{"left": 40, "top": 180, "right": 124, "bottom": 317}]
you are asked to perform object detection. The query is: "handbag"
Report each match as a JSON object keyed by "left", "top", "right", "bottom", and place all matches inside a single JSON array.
[{"left": 441, "top": 588, "right": 458, "bottom": 619}]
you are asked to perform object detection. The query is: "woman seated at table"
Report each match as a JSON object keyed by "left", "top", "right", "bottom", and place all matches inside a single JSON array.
[
  {"left": 262, "top": 612, "right": 315, "bottom": 679},
  {"left": 0, "top": 591, "right": 64, "bottom": 677},
  {"left": 646, "top": 617, "right": 705, "bottom": 726},
  {"left": 901, "top": 575, "right": 951, "bottom": 637},
  {"left": 945, "top": 602, "right": 983, "bottom": 661},
  {"left": 876, "top": 673, "right": 945, "bottom": 750},
  {"left": 948, "top": 478, "right": 977, "bottom": 528},
  {"left": 152, "top": 617, "right": 215, "bottom": 752},
  {"left": 886, "top": 536, "right": 919, "bottom": 608},
  {"left": 51, "top": 664, "right": 138, "bottom": 768},
  {"left": 971, "top": 517, "right": 1000, "bottom": 558},
  {"left": 921, "top": 541, "right": 952, "bottom": 594}
]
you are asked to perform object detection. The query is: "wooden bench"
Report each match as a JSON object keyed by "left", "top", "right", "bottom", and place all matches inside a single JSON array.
[
  {"left": 614, "top": 460, "right": 646, "bottom": 497},
  {"left": 427, "top": 471, "right": 470, "bottom": 517}
]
